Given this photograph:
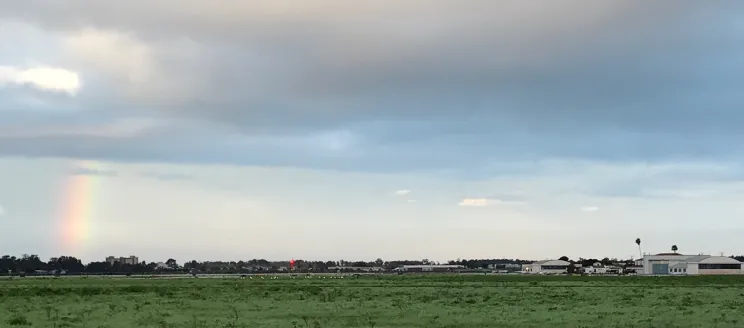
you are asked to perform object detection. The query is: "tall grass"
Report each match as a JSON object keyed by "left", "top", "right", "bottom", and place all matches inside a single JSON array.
[{"left": 1, "top": 275, "right": 744, "bottom": 327}]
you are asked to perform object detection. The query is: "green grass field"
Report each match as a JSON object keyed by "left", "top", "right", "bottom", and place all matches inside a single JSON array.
[{"left": 2, "top": 274, "right": 744, "bottom": 327}]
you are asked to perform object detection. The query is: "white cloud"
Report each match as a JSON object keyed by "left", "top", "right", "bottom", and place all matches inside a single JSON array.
[
  {"left": 62, "top": 28, "right": 153, "bottom": 83},
  {"left": 581, "top": 206, "right": 600, "bottom": 212},
  {"left": 394, "top": 189, "right": 411, "bottom": 196},
  {"left": 407, "top": 199, "right": 417, "bottom": 203},
  {"left": 458, "top": 198, "right": 527, "bottom": 207},
  {"left": 458, "top": 198, "right": 490, "bottom": 207},
  {"left": 0, "top": 66, "right": 81, "bottom": 95}
]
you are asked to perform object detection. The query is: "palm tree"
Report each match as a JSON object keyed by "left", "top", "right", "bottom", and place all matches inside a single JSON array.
[
  {"left": 635, "top": 238, "right": 642, "bottom": 259},
  {"left": 672, "top": 245, "right": 678, "bottom": 254}
]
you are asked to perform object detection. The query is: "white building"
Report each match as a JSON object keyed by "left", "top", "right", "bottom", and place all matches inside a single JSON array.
[
  {"left": 523, "top": 260, "right": 571, "bottom": 274},
  {"left": 642, "top": 253, "right": 743, "bottom": 275},
  {"left": 583, "top": 265, "right": 621, "bottom": 275},
  {"left": 393, "top": 265, "right": 464, "bottom": 272}
]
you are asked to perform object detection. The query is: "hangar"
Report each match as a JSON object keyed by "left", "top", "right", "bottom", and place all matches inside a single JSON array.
[
  {"left": 642, "top": 253, "right": 743, "bottom": 275},
  {"left": 523, "top": 260, "right": 571, "bottom": 274}
]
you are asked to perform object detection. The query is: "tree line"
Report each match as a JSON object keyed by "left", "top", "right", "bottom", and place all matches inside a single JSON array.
[
  {"left": 0, "top": 254, "right": 533, "bottom": 275},
  {"left": 4, "top": 254, "right": 742, "bottom": 276}
]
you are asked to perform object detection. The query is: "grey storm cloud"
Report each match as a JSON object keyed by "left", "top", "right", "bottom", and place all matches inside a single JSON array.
[{"left": 1, "top": 1, "right": 744, "bottom": 172}]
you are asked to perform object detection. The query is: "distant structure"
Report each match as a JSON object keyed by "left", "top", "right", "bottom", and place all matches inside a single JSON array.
[
  {"left": 488, "top": 263, "right": 522, "bottom": 272},
  {"left": 522, "top": 260, "right": 571, "bottom": 274},
  {"left": 105, "top": 255, "right": 139, "bottom": 266},
  {"left": 581, "top": 262, "right": 622, "bottom": 275},
  {"left": 641, "top": 253, "right": 743, "bottom": 275},
  {"left": 328, "top": 266, "right": 384, "bottom": 272},
  {"left": 392, "top": 265, "right": 464, "bottom": 273},
  {"left": 153, "top": 262, "right": 169, "bottom": 270}
]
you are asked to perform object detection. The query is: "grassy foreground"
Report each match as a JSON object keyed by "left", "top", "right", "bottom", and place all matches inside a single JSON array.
[{"left": 2, "top": 274, "right": 744, "bottom": 327}]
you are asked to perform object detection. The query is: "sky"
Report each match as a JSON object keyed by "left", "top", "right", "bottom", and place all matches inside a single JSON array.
[{"left": 1, "top": 1, "right": 744, "bottom": 264}]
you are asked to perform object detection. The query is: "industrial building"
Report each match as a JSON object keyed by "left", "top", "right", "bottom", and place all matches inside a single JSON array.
[
  {"left": 522, "top": 259, "right": 571, "bottom": 274},
  {"left": 393, "top": 265, "right": 464, "bottom": 272},
  {"left": 641, "top": 253, "right": 743, "bottom": 275}
]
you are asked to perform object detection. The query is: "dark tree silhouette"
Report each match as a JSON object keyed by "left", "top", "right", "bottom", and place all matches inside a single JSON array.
[
  {"left": 636, "top": 238, "right": 642, "bottom": 259},
  {"left": 672, "top": 245, "right": 678, "bottom": 254},
  {"left": 165, "top": 258, "right": 178, "bottom": 269}
]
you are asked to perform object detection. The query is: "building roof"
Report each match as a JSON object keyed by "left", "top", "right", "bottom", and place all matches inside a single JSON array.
[
  {"left": 684, "top": 255, "right": 710, "bottom": 263},
  {"left": 532, "top": 260, "right": 571, "bottom": 266},
  {"left": 698, "top": 256, "right": 742, "bottom": 264},
  {"left": 655, "top": 253, "right": 684, "bottom": 256}
]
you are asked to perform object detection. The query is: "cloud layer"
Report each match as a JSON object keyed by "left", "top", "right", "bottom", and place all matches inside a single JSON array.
[{"left": 0, "top": 1, "right": 743, "bottom": 175}]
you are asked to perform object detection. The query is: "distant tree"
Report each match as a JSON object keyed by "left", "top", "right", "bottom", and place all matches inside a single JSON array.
[
  {"left": 0, "top": 253, "right": 555, "bottom": 275},
  {"left": 184, "top": 260, "right": 199, "bottom": 270},
  {"left": 559, "top": 256, "right": 569, "bottom": 261},
  {"left": 51, "top": 256, "right": 85, "bottom": 273},
  {"left": 672, "top": 245, "right": 678, "bottom": 254},
  {"left": 86, "top": 261, "right": 110, "bottom": 273},
  {"left": 580, "top": 258, "right": 599, "bottom": 268},
  {"left": 635, "top": 238, "right": 642, "bottom": 258},
  {"left": 566, "top": 263, "right": 576, "bottom": 274},
  {"left": 166, "top": 258, "right": 178, "bottom": 269}
]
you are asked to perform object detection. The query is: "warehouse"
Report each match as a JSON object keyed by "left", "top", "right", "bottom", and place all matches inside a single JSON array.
[
  {"left": 523, "top": 259, "right": 571, "bottom": 274},
  {"left": 641, "top": 253, "right": 743, "bottom": 275}
]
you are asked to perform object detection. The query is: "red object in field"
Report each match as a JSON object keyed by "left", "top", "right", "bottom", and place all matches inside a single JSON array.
[{"left": 290, "top": 259, "right": 295, "bottom": 269}]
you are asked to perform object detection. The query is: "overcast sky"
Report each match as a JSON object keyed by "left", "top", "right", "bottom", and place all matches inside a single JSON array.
[{"left": 1, "top": 1, "right": 744, "bottom": 263}]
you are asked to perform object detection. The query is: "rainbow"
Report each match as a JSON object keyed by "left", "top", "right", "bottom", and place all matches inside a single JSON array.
[{"left": 59, "top": 160, "right": 101, "bottom": 254}]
